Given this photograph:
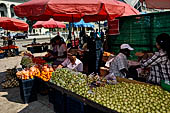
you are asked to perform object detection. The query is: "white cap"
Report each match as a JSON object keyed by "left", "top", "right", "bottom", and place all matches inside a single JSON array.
[{"left": 120, "top": 44, "right": 134, "bottom": 51}]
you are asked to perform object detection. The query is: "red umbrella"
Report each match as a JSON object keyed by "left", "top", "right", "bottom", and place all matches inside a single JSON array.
[
  {"left": 117, "top": 1, "right": 140, "bottom": 16},
  {"left": 140, "top": 0, "right": 170, "bottom": 9},
  {"left": 33, "top": 18, "right": 66, "bottom": 28},
  {"left": 0, "top": 17, "right": 28, "bottom": 31},
  {"left": 14, "top": 0, "right": 125, "bottom": 22}
]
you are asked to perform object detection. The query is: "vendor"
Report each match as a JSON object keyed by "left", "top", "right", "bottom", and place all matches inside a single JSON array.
[
  {"left": 140, "top": 33, "right": 170, "bottom": 85},
  {"left": 57, "top": 53, "right": 83, "bottom": 72},
  {"left": 105, "top": 44, "right": 134, "bottom": 79},
  {"left": 47, "top": 35, "right": 67, "bottom": 65}
]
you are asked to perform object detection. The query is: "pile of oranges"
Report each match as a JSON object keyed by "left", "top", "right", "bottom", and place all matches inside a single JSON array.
[
  {"left": 38, "top": 64, "right": 54, "bottom": 81},
  {"left": 16, "top": 64, "right": 54, "bottom": 81}
]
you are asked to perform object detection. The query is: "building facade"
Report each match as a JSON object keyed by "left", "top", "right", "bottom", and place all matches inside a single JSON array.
[{"left": 0, "top": 0, "right": 30, "bottom": 18}]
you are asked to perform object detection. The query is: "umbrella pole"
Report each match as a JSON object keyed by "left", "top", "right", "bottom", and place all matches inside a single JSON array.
[
  {"left": 72, "top": 15, "right": 76, "bottom": 48},
  {"left": 49, "top": 28, "right": 51, "bottom": 39},
  {"left": 99, "top": 21, "right": 100, "bottom": 32}
]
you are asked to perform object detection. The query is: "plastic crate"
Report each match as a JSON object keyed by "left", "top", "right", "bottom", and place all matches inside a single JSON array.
[
  {"left": 53, "top": 90, "right": 66, "bottom": 113},
  {"left": 66, "top": 96, "right": 84, "bottom": 113},
  {"left": 19, "top": 79, "right": 37, "bottom": 103},
  {"left": 0, "top": 52, "right": 5, "bottom": 59}
]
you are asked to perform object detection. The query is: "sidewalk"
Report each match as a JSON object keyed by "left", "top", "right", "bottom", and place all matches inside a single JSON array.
[{"left": 0, "top": 53, "right": 55, "bottom": 113}]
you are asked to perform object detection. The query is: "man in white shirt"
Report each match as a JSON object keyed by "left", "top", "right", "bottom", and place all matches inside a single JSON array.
[
  {"left": 105, "top": 44, "right": 134, "bottom": 79},
  {"left": 57, "top": 53, "right": 83, "bottom": 72}
]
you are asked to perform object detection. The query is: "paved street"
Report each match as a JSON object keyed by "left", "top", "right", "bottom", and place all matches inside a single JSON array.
[
  {"left": 0, "top": 36, "right": 51, "bottom": 52},
  {"left": 0, "top": 53, "right": 55, "bottom": 113}
]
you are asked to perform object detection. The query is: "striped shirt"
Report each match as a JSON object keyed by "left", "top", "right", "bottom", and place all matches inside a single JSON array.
[
  {"left": 109, "top": 53, "right": 128, "bottom": 77},
  {"left": 140, "top": 49, "right": 170, "bottom": 84}
]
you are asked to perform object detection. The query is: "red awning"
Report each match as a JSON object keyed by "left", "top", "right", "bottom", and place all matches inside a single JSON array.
[
  {"left": 117, "top": 1, "right": 140, "bottom": 16},
  {"left": 33, "top": 18, "right": 66, "bottom": 28},
  {"left": 0, "top": 17, "right": 28, "bottom": 31},
  {"left": 140, "top": 0, "right": 170, "bottom": 9},
  {"left": 14, "top": 0, "right": 125, "bottom": 22}
]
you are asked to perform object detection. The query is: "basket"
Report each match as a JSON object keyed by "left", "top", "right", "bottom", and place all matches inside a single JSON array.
[
  {"left": 102, "top": 56, "right": 109, "bottom": 62},
  {"left": 100, "top": 67, "right": 109, "bottom": 77},
  {"left": 161, "top": 80, "right": 170, "bottom": 92}
]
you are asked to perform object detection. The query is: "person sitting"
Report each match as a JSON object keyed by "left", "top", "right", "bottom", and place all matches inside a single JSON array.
[
  {"left": 105, "top": 44, "right": 134, "bottom": 79},
  {"left": 47, "top": 35, "right": 67, "bottom": 66},
  {"left": 140, "top": 33, "right": 170, "bottom": 85},
  {"left": 57, "top": 53, "right": 83, "bottom": 72}
]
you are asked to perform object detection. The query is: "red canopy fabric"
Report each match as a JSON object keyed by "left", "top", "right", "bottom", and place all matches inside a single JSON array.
[
  {"left": 14, "top": 0, "right": 125, "bottom": 22},
  {"left": 117, "top": 1, "right": 140, "bottom": 16},
  {"left": 0, "top": 17, "right": 28, "bottom": 31},
  {"left": 140, "top": 0, "right": 170, "bottom": 9},
  {"left": 33, "top": 18, "right": 66, "bottom": 28}
]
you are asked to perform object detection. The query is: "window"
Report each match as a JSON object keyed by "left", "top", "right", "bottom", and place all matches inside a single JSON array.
[{"left": 0, "top": 11, "right": 5, "bottom": 17}]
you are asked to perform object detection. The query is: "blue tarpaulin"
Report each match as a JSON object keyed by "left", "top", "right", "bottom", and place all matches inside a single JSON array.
[{"left": 66, "top": 19, "right": 94, "bottom": 28}]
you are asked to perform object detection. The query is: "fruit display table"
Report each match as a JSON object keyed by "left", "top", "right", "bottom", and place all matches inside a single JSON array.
[
  {"left": 47, "top": 81, "right": 117, "bottom": 113},
  {"left": 47, "top": 69, "right": 170, "bottom": 113}
]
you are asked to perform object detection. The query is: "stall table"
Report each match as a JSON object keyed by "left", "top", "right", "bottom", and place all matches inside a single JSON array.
[
  {"left": 22, "top": 43, "right": 50, "bottom": 53},
  {"left": 0, "top": 45, "right": 19, "bottom": 56}
]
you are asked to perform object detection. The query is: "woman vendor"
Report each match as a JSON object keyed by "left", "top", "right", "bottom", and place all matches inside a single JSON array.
[
  {"left": 46, "top": 35, "right": 67, "bottom": 65},
  {"left": 140, "top": 33, "right": 170, "bottom": 85},
  {"left": 57, "top": 53, "right": 83, "bottom": 72}
]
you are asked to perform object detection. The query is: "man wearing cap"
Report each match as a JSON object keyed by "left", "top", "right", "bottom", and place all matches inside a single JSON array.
[
  {"left": 105, "top": 44, "right": 134, "bottom": 79},
  {"left": 57, "top": 53, "right": 83, "bottom": 72}
]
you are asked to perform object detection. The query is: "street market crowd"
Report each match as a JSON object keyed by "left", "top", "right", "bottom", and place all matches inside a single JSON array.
[{"left": 35, "top": 29, "right": 170, "bottom": 86}]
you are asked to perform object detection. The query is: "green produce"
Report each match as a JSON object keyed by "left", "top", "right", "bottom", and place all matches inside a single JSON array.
[
  {"left": 51, "top": 69, "right": 170, "bottom": 113},
  {"left": 20, "top": 56, "right": 33, "bottom": 68}
]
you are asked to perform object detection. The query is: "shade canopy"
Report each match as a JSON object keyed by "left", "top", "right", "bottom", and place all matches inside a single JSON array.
[
  {"left": 117, "top": 1, "right": 140, "bottom": 16},
  {"left": 14, "top": 0, "right": 126, "bottom": 22},
  {"left": 140, "top": 0, "right": 170, "bottom": 9},
  {"left": 0, "top": 17, "right": 28, "bottom": 31},
  {"left": 33, "top": 18, "right": 66, "bottom": 28},
  {"left": 74, "top": 19, "right": 94, "bottom": 28}
]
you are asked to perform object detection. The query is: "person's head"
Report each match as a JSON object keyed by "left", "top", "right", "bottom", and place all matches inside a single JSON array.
[
  {"left": 54, "top": 35, "right": 62, "bottom": 45},
  {"left": 50, "top": 38, "right": 56, "bottom": 47},
  {"left": 67, "top": 53, "right": 76, "bottom": 64},
  {"left": 156, "top": 33, "right": 170, "bottom": 50},
  {"left": 156, "top": 33, "right": 170, "bottom": 59},
  {"left": 120, "top": 44, "right": 134, "bottom": 57},
  {"left": 96, "top": 29, "right": 98, "bottom": 32},
  {"left": 33, "top": 38, "right": 36, "bottom": 42}
]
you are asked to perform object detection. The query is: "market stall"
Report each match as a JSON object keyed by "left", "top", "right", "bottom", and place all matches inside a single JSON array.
[
  {"left": 14, "top": 0, "right": 170, "bottom": 112},
  {"left": 22, "top": 43, "right": 50, "bottom": 53},
  {"left": 16, "top": 56, "right": 170, "bottom": 112},
  {"left": 0, "top": 45, "right": 19, "bottom": 57}
]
